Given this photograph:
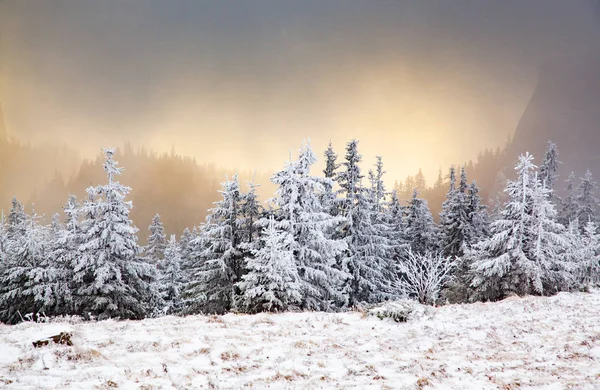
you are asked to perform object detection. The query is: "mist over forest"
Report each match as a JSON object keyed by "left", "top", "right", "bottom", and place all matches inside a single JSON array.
[{"left": 1, "top": 0, "right": 600, "bottom": 237}]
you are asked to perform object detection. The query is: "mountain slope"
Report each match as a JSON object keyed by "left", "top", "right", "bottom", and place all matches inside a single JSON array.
[{"left": 512, "top": 49, "right": 600, "bottom": 176}]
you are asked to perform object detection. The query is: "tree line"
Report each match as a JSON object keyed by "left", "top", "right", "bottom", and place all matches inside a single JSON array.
[{"left": 0, "top": 140, "right": 598, "bottom": 324}]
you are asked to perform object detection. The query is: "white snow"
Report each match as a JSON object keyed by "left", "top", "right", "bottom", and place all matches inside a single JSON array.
[{"left": 1, "top": 291, "right": 600, "bottom": 389}]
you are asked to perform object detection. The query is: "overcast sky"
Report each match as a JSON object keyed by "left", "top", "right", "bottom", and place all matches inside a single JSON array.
[{"left": 1, "top": 0, "right": 599, "bottom": 181}]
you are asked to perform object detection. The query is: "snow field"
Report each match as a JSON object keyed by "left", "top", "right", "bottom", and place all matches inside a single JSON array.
[{"left": 1, "top": 291, "right": 600, "bottom": 389}]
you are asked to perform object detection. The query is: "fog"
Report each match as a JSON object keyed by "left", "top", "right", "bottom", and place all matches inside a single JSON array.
[{"left": 1, "top": 0, "right": 599, "bottom": 207}]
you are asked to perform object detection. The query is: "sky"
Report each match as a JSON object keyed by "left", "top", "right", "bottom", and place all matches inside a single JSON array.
[{"left": 1, "top": 0, "right": 599, "bottom": 183}]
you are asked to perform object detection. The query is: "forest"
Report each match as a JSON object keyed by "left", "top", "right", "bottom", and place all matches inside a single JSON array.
[{"left": 0, "top": 138, "right": 598, "bottom": 324}]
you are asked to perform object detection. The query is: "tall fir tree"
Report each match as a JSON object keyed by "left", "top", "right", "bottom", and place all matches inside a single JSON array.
[
  {"left": 405, "top": 189, "right": 439, "bottom": 255},
  {"left": 236, "top": 217, "right": 302, "bottom": 313},
  {"left": 468, "top": 153, "right": 571, "bottom": 301},
  {"left": 7, "top": 197, "right": 26, "bottom": 240},
  {"left": 146, "top": 214, "right": 167, "bottom": 266},
  {"left": 0, "top": 211, "right": 50, "bottom": 323},
  {"left": 263, "top": 142, "right": 348, "bottom": 310},
  {"left": 559, "top": 172, "right": 580, "bottom": 227},
  {"left": 185, "top": 175, "right": 245, "bottom": 314},
  {"left": 466, "top": 180, "right": 490, "bottom": 244},
  {"left": 322, "top": 141, "right": 340, "bottom": 216},
  {"left": 574, "top": 221, "right": 600, "bottom": 286},
  {"left": 336, "top": 139, "right": 393, "bottom": 305},
  {"left": 576, "top": 169, "right": 599, "bottom": 228},
  {"left": 73, "top": 148, "right": 157, "bottom": 320},
  {"left": 159, "top": 235, "right": 184, "bottom": 314},
  {"left": 539, "top": 140, "right": 560, "bottom": 193}
]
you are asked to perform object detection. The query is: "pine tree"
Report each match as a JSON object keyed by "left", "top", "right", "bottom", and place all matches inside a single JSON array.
[
  {"left": 336, "top": 139, "right": 393, "bottom": 305},
  {"left": 559, "top": 172, "right": 580, "bottom": 227},
  {"left": 469, "top": 153, "right": 571, "bottom": 301},
  {"left": 239, "top": 180, "right": 263, "bottom": 247},
  {"left": 48, "top": 195, "right": 81, "bottom": 315},
  {"left": 439, "top": 167, "right": 464, "bottom": 258},
  {"left": 539, "top": 140, "right": 560, "bottom": 192},
  {"left": 322, "top": 142, "right": 340, "bottom": 216},
  {"left": 0, "top": 212, "right": 7, "bottom": 260},
  {"left": 574, "top": 221, "right": 600, "bottom": 286},
  {"left": 7, "top": 197, "right": 26, "bottom": 240},
  {"left": 73, "top": 148, "right": 156, "bottom": 320},
  {"left": 236, "top": 218, "right": 302, "bottom": 313},
  {"left": 576, "top": 170, "right": 599, "bottom": 227},
  {"left": 265, "top": 142, "right": 348, "bottom": 310},
  {"left": 370, "top": 156, "right": 386, "bottom": 212},
  {"left": 146, "top": 214, "right": 167, "bottom": 266},
  {"left": 0, "top": 211, "right": 54, "bottom": 323},
  {"left": 414, "top": 169, "right": 427, "bottom": 193},
  {"left": 466, "top": 181, "right": 490, "bottom": 243},
  {"left": 184, "top": 175, "right": 244, "bottom": 314},
  {"left": 405, "top": 189, "right": 439, "bottom": 255},
  {"left": 159, "top": 235, "right": 184, "bottom": 314}
]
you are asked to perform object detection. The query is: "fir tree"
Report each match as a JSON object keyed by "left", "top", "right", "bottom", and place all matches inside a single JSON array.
[
  {"left": 336, "top": 139, "right": 393, "bottom": 305},
  {"left": 405, "top": 189, "right": 439, "bottom": 255},
  {"left": 539, "top": 140, "right": 560, "bottom": 192},
  {"left": 466, "top": 181, "right": 490, "bottom": 243},
  {"left": 184, "top": 175, "right": 244, "bottom": 314},
  {"left": 159, "top": 235, "right": 184, "bottom": 314},
  {"left": 576, "top": 169, "right": 599, "bottom": 227},
  {"left": 146, "top": 214, "right": 167, "bottom": 266},
  {"left": 559, "top": 172, "right": 580, "bottom": 227},
  {"left": 469, "top": 153, "right": 571, "bottom": 301},
  {"left": 73, "top": 148, "right": 156, "bottom": 320},
  {"left": 574, "top": 221, "right": 600, "bottom": 286},
  {"left": 266, "top": 141, "right": 348, "bottom": 310},
  {"left": 7, "top": 197, "right": 26, "bottom": 240},
  {"left": 322, "top": 141, "right": 340, "bottom": 216},
  {"left": 236, "top": 218, "right": 302, "bottom": 313},
  {"left": 439, "top": 167, "right": 467, "bottom": 258},
  {"left": 0, "top": 210, "right": 66, "bottom": 323}
]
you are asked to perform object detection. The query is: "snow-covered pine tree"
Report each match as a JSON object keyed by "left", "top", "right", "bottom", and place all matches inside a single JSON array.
[
  {"left": 576, "top": 169, "right": 599, "bottom": 228},
  {"left": 439, "top": 167, "right": 466, "bottom": 258},
  {"left": 7, "top": 197, "right": 26, "bottom": 240},
  {"left": 146, "top": 214, "right": 167, "bottom": 266},
  {"left": 159, "top": 235, "right": 184, "bottom": 315},
  {"left": 184, "top": 175, "right": 245, "bottom": 314},
  {"left": 574, "top": 221, "right": 600, "bottom": 287},
  {"left": 466, "top": 181, "right": 490, "bottom": 243},
  {"left": 322, "top": 141, "right": 340, "bottom": 216},
  {"left": 239, "top": 179, "right": 263, "bottom": 247},
  {"left": 179, "top": 227, "right": 193, "bottom": 265},
  {"left": 73, "top": 148, "right": 157, "bottom": 320},
  {"left": 469, "top": 153, "right": 571, "bottom": 301},
  {"left": 404, "top": 189, "right": 439, "bottom": 255},
  {"left": 381, "top": 189, "right": 407, "bottom": 259},
  {"left": 0, "top": 212, "right": 7, "bottom": 259},
  {"left": 264, "top": 142, "right": 348, "bottom": 310},
  {"left": 236, "top": 217, "right": 302, "bottom": 313},
  {"left": 370, "top": 156, "right": 386, "bottom": 212},
  {"left": 559, "top": 172, "right": 580, "bottom": 227},
  {"left": 0, "top": 211, "right": 50, "bottom": 324},
  {"left": 539, "top": 140, "right": 560, "bottom": 193},
  {"left": 336, "top": 139, "right": 393, "bottom": 305},
  {"left": 47, "top": 195, "right": 81, "bottom": 316}
]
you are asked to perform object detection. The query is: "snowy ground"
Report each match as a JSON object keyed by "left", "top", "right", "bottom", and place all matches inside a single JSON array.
[{"left": 1, "top": 292, "right": 600, "bottom": 389}]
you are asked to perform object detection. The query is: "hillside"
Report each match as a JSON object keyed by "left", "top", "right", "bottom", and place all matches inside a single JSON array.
[
  {"left": 1, "top": 291, "right": 599, "bottom": 389},
  {"left": 512, "top": 49, "right": 600, "bottom": 178}
]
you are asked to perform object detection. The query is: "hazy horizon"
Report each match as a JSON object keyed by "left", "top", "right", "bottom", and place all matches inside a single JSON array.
[{"left": 2, "top": 0, "right": 600, "bottom": 184}]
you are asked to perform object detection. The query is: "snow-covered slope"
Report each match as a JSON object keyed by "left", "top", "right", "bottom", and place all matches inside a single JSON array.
[{"left": 1, "top": 291, "right": 600, "bottom": 389}]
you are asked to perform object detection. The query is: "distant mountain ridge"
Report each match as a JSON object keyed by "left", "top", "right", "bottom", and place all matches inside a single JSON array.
[{"left": 512, "top": 49, "right": 600, "bottom": 177}]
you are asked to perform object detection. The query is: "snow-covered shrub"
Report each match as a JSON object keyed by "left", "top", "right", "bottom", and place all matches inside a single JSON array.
[
  {"left": 368, "top": 299, "right": 430, "bottom": 323},
  {"left": 396, "top": 250, "right": 457, "bottom": 305}
]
